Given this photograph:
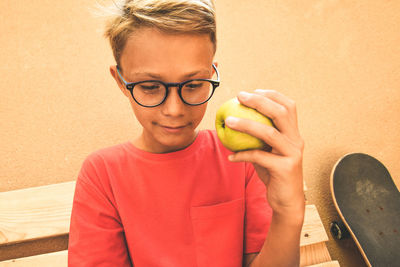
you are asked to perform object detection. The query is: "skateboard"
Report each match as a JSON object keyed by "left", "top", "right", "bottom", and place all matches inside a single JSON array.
[{"left": 330, "top": 153, "right": 400, "bottom": 267}]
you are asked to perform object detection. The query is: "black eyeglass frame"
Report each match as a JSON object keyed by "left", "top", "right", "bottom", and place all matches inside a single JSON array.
[{"left": 116, "top": 64, "right": 220, "bottom": 107}]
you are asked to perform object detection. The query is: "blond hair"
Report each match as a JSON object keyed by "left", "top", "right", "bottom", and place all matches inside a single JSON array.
[{"left": 103, "top": 0, "right": 216, "bottom": 66}]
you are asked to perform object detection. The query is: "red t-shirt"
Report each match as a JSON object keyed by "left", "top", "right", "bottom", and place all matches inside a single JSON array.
[{"left": 68, "top": 130, "right": 272, "bottom": 267}]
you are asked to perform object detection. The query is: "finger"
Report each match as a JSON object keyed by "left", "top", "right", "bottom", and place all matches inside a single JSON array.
[
  {"left": 229, "top": 149, "right": 304, "bottom": 189},
  {"left": 228, "top": 149, "right": 281, "bottom": 170},
  {"left": 254, "top": 89, "right": 297, "bottom": 116},
  {"left": 237, "top": 91, "right": 283, "bottom": 125},
  {"left": 254, "top": 89, "right": 300, "bottom": 131},
  {"left": 237, "top": 91, "right": 300, "bottom": 142},
  {"left": 225, "top": 116, "right": 296, "bottom": 156}
]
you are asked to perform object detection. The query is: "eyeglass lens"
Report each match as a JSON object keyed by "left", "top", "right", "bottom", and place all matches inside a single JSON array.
[{"left": 133, "top": 80, "right": 214, "bottom": 106}]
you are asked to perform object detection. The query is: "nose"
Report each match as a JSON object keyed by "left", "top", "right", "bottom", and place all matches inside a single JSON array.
[{"left": 161, "top": 87, "right": 185, "bottom": 117}]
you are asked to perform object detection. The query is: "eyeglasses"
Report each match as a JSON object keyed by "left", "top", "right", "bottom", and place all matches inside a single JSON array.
[{"left": 116, "top": 64, "right": 220, "bottom": 107}]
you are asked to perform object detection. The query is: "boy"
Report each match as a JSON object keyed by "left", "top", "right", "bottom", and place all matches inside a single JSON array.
[{"left": 68, "top": 0, "right": 305, "bottom": 266}]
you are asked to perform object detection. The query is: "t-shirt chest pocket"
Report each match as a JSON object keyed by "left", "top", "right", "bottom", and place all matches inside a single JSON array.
[{"left": 190, "top": 198, "right": 245, "bottom": 267}]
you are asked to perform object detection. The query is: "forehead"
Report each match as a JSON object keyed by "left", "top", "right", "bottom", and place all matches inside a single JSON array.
[{"left": 120, "top": 27, "right": 215, "bottom": 75}]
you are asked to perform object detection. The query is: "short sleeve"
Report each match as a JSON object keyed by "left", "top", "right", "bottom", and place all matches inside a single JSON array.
[
  {"left": 68, "top": 156, "right": 132, "bottom": 267},
  {"left": 243, "top": 163, "right": 273, "bottom": 254}
]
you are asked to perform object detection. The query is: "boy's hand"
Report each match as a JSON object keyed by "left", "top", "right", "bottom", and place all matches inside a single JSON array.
[{"left": 226, "top": 90, "right": 305, "bottom": 218}]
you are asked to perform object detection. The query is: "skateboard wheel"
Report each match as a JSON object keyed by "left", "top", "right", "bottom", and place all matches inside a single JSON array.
[{"left": 330, "top": 221, "right": 350, "bottom": 240}]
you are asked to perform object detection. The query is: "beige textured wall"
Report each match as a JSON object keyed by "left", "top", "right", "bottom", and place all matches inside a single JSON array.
[{"left": 1, "top": 0, "right": 399, "bottom": 265}]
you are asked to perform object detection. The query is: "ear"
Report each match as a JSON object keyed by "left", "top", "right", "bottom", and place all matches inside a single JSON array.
[{"left": 110, "top": 65, "right": 131, "bottom": 98}]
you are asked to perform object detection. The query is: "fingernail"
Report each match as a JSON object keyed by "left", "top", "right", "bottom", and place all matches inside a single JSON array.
[
  {"left": 225, "top": 116, "right": 239, "bottom": 127},
  {"left": 238, "top": 91, "right": 251, "bottom": 100},
  {"left": 228, "top": 154, "right": 235, "bottom": 161}
]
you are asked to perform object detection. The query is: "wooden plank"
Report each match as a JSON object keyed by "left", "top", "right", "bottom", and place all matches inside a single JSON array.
[
  {"left": 306, "top": 260, "right": 340, "bottom": 267},
  {"left": 300, "top": 242, "right": 332, "bottom": 266},
  {"left": 300, "top": 205, "right": 329, "bottom": 247},
  {"left": 304, "top": 181, "right": 308, "bottom": 203},
  {"left": 300, "top": 205, "right": 333, "bottom": 266},
  {"left": 0, "top": 182, "right": 75, "bottom": 245},
  {"left": 0, "top": 182, "right": 323, "bottom": 247},
  {"left": 0, "top": 251, "right": 67, "bottom": 267},
  {"left": 0, "top": 181, "right": 334, "bottom": 266}
]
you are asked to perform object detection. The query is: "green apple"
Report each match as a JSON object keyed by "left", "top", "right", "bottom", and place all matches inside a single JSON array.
[{"left": 215, "top": 98, "right": 274, "bottom": 152}]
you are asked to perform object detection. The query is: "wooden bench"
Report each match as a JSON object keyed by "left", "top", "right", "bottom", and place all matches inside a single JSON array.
[{"left": 0, "top": 181, "right": 339, "bottom": 266}]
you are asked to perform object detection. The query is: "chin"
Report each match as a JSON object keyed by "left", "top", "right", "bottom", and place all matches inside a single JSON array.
[{"left": 157, "top": 132, "right": 195, "bottom": 151}]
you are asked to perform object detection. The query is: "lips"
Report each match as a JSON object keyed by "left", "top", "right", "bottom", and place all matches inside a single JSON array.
[
  {"left": 159, "top": 123, "right": 189, "bottom": 133},
  {"left": 162, "top": 125, "right": 186, "bottom": 129}
]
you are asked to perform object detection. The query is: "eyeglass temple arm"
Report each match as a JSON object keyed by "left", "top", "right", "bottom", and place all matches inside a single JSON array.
[
  {"left": 212, "top": 63, "right": 220, "bottom": 82},
  {"left": 116, "top": 66, "right": 129, "bottom": 85}
]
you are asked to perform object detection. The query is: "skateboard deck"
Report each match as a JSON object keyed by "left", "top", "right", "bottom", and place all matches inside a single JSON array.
[{"left": 330, "top": 153, "right": 400, "bottom": 267}]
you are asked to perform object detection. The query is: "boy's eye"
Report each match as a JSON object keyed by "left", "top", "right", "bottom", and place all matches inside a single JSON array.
[
  {"left": 132, "top": 81, "right": 166, "bottom": 105},
  {"left": 136, "top": 82, "right": 165, "bottom": 94},
  {"left": 184, "top": 82, "right": 203, "bottom": 89},
  {"left": 138, "top": 83, "right": 161, "bottom": 90}
]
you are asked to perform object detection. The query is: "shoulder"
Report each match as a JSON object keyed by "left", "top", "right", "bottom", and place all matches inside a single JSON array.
[
  {"left": 80, "top": 143, "right": 131, "bottom": 175},
  {"left": 77, "top": 143, "right": 134, "bottom": 194}
]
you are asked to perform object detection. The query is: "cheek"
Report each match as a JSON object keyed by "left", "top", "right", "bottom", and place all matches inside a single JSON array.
[
  {"left": 191, "top": 104, "right": 208, "bottom": 124},
  {"left": 130, "top": 101, "right": 153, "bottom": 125}
]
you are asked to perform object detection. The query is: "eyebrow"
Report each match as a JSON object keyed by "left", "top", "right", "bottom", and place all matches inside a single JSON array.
[{"left": 128, "top": 69, "right": 211, "bottom": 81}]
